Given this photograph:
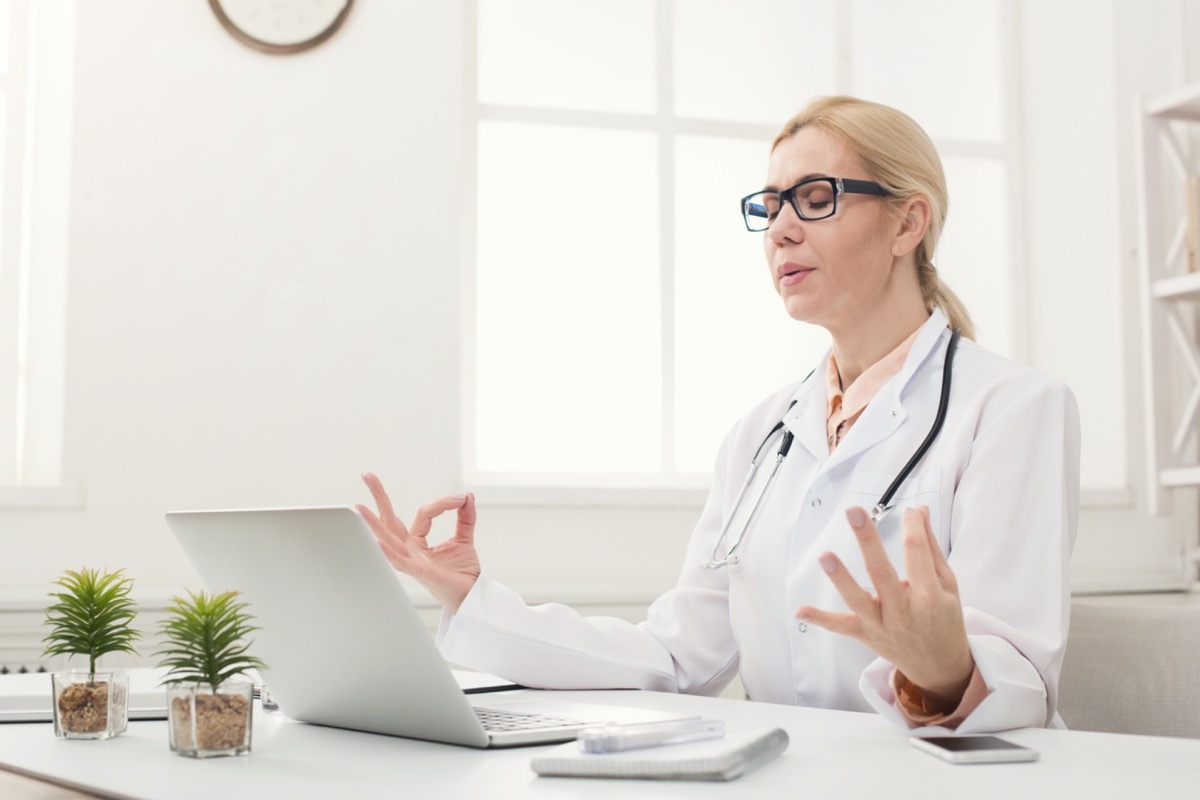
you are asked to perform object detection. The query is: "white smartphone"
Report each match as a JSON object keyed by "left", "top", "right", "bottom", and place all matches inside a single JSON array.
[{"left": 910, "top": 735, "right": 1040, "bottom": 764}]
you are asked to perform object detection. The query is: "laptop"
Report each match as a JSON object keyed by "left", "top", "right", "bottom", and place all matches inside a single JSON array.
[{"left": 165, "top": 506, "right": 693, "bottom": 748}]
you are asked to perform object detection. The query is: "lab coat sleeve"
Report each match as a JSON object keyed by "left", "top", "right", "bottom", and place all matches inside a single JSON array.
[
  {"left": 858, "top": 376, "right": 1081, "bottom": 732},
  {"left": 435, "top": 435, "right": 744, "bottom": 696}
]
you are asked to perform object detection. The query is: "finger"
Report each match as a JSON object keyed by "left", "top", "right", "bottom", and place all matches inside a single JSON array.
[
  {"left": 362, "top": 472, "right": 401, "bottom": 527},
  {"left": 357, "top": 504, "right": 412, "bottom": 567},
  {"left": 357, "top": 503, "right": 410, "bottom": 547},
  {"left": 918, "top": 506, "right": 958, "bottom": 592},
  {"left": 795, "top": 606, "right": 862, "bottom": 638},
  {"left": 900, "top": 508, "right": 939, "bottom": 592},
  {"left": 845, "top": 507, "right": 905, "bottom": 608},
  {"left": 357, "top": 503, "right": 396, "bottom": 539},
  {"left": 409, "top": 495, "right": 471, "bottom": 541},
  {"left": 814, "top": 551, "right": 882, "bottom": 623},
  {"left": 453, "top": 492, "right": 477, "bottom": 545}
]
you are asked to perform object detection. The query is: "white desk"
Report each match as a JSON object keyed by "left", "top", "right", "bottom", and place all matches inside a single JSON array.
[{"left": 0, "top": 688, "right": 1194, "bottom": 800}]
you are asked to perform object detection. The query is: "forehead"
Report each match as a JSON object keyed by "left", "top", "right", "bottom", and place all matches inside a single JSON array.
[{"left": 765, "top": 127, "right": 867, "bottom": 188}]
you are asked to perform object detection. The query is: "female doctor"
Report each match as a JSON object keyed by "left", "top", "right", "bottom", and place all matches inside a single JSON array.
[{"left": 359, "top": 96, "right": 1080, "bottom": 733}]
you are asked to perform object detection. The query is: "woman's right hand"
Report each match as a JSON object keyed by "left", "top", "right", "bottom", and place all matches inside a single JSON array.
[{"left": 356, "top": 472, "right": 480, "bottom": 614}]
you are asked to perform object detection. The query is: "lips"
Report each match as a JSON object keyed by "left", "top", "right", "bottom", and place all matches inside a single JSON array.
[{"left": 778, "top": 263, "right": 814, "bottom": 286}]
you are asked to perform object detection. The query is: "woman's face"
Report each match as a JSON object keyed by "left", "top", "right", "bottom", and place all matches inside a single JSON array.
[{"left": 763, "top": 127, "right": 903, "bottom": 333}]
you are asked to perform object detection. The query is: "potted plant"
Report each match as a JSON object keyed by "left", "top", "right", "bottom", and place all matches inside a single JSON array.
[
  {"left": 42, "top": 568, "right": 141, "bottom": 740},
  {"left": 156, "top": 589, "right": 267, "bottom": 758}
]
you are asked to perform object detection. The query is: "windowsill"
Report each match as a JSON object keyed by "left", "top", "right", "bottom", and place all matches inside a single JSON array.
[
  {"left": 469, "top": 484, "right": 1132, "bottom": 511},
  {"left": 0, "top": 484, "right": 84, "bottom": 510},
  {"left": 468, "top": 484, "right": 708, "bottom": 510}
]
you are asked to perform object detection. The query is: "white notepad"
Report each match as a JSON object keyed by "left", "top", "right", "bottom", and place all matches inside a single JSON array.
[{"left": 530, "top": 727, "right": 789, "bottom": 782}]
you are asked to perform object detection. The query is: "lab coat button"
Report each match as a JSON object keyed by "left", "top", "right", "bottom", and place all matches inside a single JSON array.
[
  {"left": 797, "top": 621, "right": 808, "bottom": 633},
  {"left": 811, "top": 499, "right": 821, "bottom": 508},
  {"left": 890, "top": 409, "right": 898, "bottom": 420}
]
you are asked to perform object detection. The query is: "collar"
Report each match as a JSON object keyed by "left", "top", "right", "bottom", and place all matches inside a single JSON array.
[{"left": 782, "top": 309, "right": 952, "bottom": 463}]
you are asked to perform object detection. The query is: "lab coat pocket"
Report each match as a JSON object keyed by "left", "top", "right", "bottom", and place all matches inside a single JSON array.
[{"left": 833, "top": 469, "right": 941, "bottom": 588}]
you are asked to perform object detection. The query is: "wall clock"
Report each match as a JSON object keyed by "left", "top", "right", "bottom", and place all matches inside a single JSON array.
[{"left": 209, "top": 0, "right": 355, "bottom": 55}]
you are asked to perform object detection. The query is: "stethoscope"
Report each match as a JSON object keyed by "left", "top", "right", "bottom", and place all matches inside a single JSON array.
[{"left": 702, "top": 328, "right": 962, "bottom": 569}]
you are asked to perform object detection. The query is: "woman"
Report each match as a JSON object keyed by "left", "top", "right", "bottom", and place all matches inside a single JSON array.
[{"left": 359, "top": 96, "right": 1080, "bottom": 734}]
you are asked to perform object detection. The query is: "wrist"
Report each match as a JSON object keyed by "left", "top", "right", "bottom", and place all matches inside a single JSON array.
[
  {"left": 435, "top": 574, "right": 479, "bottom": 615},
  {"left": 901, "top": 656, "right": 975, "bottom": 714}
]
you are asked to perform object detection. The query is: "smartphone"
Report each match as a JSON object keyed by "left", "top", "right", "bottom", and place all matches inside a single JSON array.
[{"left": 910, "top": 735, "right": 1039, "bottom": 764}]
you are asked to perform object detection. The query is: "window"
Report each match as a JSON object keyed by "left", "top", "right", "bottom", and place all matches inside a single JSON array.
[
  {"left": 0, "top": 0, "right": 73, "bottom": 502},
  {"left": 465, "top": 0, "right": 1019, "bottom": 488},
  {"left": 0, "top": 0, "right": 31, "bottom": 486}
]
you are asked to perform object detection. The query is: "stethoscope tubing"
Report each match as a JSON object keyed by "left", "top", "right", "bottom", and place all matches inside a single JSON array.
[
  {"left": 703, "top": 328, "right": 961, "bottom": 570},
  {"left": 870, "top": 327, "right": 961, "bottom": 523}
]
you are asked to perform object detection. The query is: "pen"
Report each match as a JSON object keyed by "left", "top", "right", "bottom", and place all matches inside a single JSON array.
[{"left": 577, "top": 718, "right": 725, "bottom": 754}]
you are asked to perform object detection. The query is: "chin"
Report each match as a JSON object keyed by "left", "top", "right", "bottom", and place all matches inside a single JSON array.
[{"left": 781, "top": 295, "right": 820, "bottom": 324}]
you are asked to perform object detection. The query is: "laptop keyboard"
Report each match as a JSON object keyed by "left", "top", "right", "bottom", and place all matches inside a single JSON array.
[{"left": 474, "top": 707, "right": 599, "bottom": 732}]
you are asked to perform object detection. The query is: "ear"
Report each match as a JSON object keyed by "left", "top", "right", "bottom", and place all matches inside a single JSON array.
[{"left": 891, "top": 195, "right": 931, "bottom": 259}]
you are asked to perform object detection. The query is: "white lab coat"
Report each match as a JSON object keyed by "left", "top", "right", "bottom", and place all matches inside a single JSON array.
[{"left": 438, "top": 309, "right": 1081, "bottom": 733}]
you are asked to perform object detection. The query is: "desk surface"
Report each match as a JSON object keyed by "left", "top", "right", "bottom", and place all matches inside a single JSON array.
[{"left": 0, "top": 688, "right": 1195, "bottom": 800}]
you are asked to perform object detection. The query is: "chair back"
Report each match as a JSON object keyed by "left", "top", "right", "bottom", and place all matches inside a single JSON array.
[{"left": 1058, "top": 601, "right": 1200, "bottom": 738}]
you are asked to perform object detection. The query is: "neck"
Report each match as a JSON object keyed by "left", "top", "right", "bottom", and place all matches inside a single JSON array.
[{"left": 830, "top": 303, "right": 930, "bottom": 389}]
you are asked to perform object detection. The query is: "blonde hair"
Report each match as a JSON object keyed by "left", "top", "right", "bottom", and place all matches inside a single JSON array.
[{"left": 772, "top": 96, "right": 975, "bottom": 340}]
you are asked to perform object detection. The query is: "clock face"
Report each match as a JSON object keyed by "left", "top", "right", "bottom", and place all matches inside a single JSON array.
[{"left": 210, "top": 0, "right": 354, "bottom": 54}]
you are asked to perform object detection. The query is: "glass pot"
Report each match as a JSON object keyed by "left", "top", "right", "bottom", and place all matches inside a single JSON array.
[
  {"left": 51, "top": 669, "right": 129, "bottom": 740},
  {"left": 166, "top": 680, "right": 254, "bottom": 758}
]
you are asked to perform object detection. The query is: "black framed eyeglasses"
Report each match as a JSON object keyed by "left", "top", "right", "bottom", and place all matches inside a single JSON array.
[{"left": 740, "top": 177, "right": 890, "bottom": 232}]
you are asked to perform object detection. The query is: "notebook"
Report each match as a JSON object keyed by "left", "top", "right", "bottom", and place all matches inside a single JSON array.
[
  {"left": 531, "top": 727, "right": 790, "bottom": 781},
  {"left": 165, "top": 506, "right": 694, "bottom": 748}
]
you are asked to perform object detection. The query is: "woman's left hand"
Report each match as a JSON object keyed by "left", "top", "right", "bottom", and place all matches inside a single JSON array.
[{"left": 796, "top": 505, "right": 974, "bottom": 711}]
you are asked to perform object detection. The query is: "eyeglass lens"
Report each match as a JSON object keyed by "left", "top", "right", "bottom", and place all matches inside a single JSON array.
[{"left": 743, "top": 179, "right": 839, "bottom": 231}]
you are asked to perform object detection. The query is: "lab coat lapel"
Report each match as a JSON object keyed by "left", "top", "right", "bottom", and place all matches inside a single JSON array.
[
  {"left": 781, "top": 365, "right": 828, "bottom": 464},
  {"left": 818, "top": 310, "right": 950, "bottom": 477}
]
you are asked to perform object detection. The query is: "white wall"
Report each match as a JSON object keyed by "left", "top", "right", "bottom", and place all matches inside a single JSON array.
[
  {"left": 1022, "top": 0, "right": 1196, "bottom": 591},
  {"left": 2, "top": 0, "right": 1199, "bottom": 647},
  {"left": 1, "top": 0, "right": 467, "bottom": 597}
]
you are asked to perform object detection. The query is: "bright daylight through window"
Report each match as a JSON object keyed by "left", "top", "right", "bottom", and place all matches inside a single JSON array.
[{"left": 468, "top": 0, "right": 1014, "bottom": 485}]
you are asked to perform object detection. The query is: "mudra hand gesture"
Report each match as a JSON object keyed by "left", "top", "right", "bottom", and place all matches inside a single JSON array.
[
  {"left": 796, "top": 506, "right": 975, "bottom": 711},
  {"left": 357, "top": 472, "right": 480, "bottom": 613}
]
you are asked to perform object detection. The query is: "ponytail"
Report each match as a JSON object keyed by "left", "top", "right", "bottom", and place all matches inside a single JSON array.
[{"left": 918, "top": 260, "right": 975, "bottom": 340}]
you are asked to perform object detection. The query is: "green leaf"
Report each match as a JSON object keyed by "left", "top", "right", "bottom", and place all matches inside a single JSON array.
[
  {"left": 42, "top": 568, "right": 141, "bottom": 673},
  {"left": 154, "top": 589, "right": 267, "bottom": 690}
]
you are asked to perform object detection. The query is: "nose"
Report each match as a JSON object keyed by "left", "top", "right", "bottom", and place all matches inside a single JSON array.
[{"left": 766, "top": 199, "right": 805, "bottom": 246}]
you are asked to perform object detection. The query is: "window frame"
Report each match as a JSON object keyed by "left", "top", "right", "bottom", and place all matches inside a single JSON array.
[
  {"left": 460, "top": 0, "right": 1126, "bottom": 512},
  {"left": 0, "top": 0, "right": 77, "bottom": 508}
]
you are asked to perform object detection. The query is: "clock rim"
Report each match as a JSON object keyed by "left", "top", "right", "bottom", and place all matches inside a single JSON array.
[{"left": 209, "top": 0, "right": 355, "bottom": 55}]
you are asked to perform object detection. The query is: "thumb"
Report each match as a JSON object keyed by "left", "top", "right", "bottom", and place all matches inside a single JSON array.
[{"left": 454, "top": 493, "right": 477, "bottom": 544}]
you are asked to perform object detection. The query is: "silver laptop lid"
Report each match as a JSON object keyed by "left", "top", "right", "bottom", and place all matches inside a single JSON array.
[{"left": 166, "top": 506, "right": 491, "bottom": 747}]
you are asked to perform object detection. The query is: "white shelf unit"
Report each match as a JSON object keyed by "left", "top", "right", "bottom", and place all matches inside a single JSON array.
[{"left": 1135, "top": 82, "right": 1200, "bottom": 543}]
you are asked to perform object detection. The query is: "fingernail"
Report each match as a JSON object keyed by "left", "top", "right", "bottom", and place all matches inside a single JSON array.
[
  {"left": 818, "top": 553, "right": 837, "bottom": 574},
  {"left": 846, "top": 507, "right": 866, "bottom": 529},
  {"left": 450, "top": 494, "right": 468, "bottom": 501}
]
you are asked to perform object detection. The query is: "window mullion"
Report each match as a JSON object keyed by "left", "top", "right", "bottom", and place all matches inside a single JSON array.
[
  {"left": 0, "top": 0, "right": 30, "bottom": 485},
  {"left": 656, "top": 0, "right": 674, "bottom": 476},
  {"left": 461, "top": 0, "right": 480, "bottom": 484},
  {"left": 834, "top": 0, "right": 854, "bottom": 94}
]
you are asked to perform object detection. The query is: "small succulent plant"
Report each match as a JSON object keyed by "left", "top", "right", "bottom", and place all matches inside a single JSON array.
[
  {"left": 42, "top": 568, "right": 141, "bottom": 676},
  {"left": 155, "top": 590, "right": 267, "bottom": 689}
]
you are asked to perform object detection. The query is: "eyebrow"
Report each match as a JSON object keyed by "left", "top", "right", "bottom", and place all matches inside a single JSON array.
[{"left": 761, "top": 172, "right": 831, "bottom": 192}]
